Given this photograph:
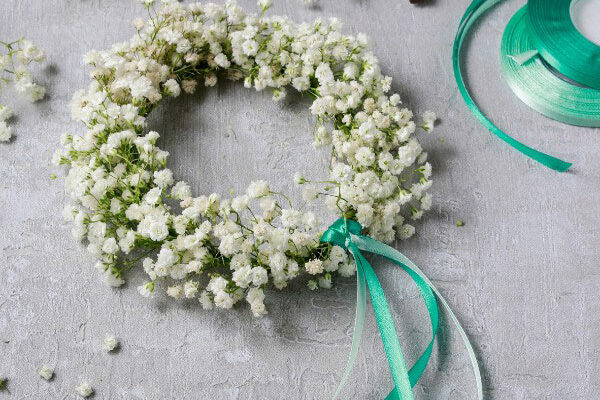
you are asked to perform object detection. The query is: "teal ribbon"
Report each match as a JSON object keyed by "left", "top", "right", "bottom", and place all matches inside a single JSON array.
[
  {"left": 321, "top": 218, "right": 483, "bottom": 399},
  {"left": 453, "top": 0, "right": 572, "bottom": 172}
]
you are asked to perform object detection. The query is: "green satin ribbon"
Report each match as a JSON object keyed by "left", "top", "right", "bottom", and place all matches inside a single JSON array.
[
  {"left": 321, "top": 218, "right": 483, "bottom": 399},
  {"left": 501, "top": 6, "right": 600, "bottom": 127},
  {"left": 453, "top": 0, "right": 572, "bottom": 172}
]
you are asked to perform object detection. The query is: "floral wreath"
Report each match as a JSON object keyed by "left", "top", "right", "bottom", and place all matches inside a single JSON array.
[{"left": 53, "top": 0, "right": 435, "bottom": 317}]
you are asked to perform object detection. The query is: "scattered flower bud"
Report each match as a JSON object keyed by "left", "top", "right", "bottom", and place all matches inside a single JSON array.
[
  {"left": 75, "top": 382, "right": 93, "bottom": 398},
  {"left": 39, "top": 365, "right": 54, "bottom": 381},
  {"left": 103, "top": 335, "right": 119, "bottom": 352}
]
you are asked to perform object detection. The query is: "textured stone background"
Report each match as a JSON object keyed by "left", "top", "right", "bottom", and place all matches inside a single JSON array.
[{"left": 1, "top": 0, "right": 599, "bottom": 399}]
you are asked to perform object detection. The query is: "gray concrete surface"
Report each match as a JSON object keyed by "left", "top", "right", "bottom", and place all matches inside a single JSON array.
[{"left": 1, "top": 0, "right": 599, "bottom": 399}]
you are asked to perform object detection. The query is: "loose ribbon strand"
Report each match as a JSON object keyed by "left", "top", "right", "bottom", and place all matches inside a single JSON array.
[
  {"left": 321, "top": 218, "right": 483, "bottom": 400},
  {"left": 453, "top": 0, "right": 572, "bottom": 172}
]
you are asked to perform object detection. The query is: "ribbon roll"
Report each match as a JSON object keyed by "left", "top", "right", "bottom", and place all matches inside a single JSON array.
[
  {"left": 501, "top": 6, "right": 600, "bottom": 127},
  {"left": 453, "top": 0, "right": 572, "bottom": 172},
  {"left": 321, "top": 218, "right": 483, "bottom": 400}
]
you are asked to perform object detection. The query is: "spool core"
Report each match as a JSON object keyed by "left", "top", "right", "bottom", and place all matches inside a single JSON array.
[{"left": 570, "top": 0, "right": 600, "bottom": 46}]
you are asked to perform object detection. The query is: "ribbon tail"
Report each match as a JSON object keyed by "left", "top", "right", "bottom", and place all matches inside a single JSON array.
[
  {"left": 354, "top": 235, "right": 484, "bottom": 400},
  {"left": 349, "top": 243, "right": 415, "bottom": 400},
  {"left": 347, "top": 234, "right": 439, "bottom": 400},
  {"left": 453, "top": 0, "right": 571, "bottom": 172},
  {"left": 331, "top": 248, "right": 367, "bottom": 400},
  {"left": 508, "top": 50, "right": 539, "bottom": 66},
  {"left": 382, "top": 251, "right": 440, "bottom": 400}
]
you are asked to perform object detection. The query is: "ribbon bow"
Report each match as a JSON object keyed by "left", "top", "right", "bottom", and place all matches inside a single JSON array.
[{"left": 321, "top": 218, "right": 483, "bottom": 400}]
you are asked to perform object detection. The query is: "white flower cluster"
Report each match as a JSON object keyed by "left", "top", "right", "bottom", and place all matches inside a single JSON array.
[
  {"left": 55, "top": 0, "right": 434, "bottom": 316},
  {"left": 0, "top": 39, "right": 46, "bottom": 142}
]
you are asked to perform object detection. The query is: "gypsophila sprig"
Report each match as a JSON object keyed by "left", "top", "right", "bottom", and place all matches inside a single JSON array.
[
  {"left": 0, "top": 38, "right": 46, "bottom": 142},
  {"left": 54, "top": 0, "right": 434, "bottom": 316}
]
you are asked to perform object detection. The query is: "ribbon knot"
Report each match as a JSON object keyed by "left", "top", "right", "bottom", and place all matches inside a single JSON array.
[
  {"left": 320, "top": 218, "right": 362, "bottom": 250},
  {"left": 321, "top": 218, "right": 483, "bottom": 400}
]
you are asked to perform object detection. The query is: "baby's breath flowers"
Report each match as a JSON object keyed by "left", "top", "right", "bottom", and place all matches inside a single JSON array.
[
  {"left": 103, "top": 335, "right": 119, "bottom": 352},
  {"left": 0, "top": 38, "right": 46, "bottom": 142},
  {"left": 38, "top": 365, "right": 54, "bottom": 381},
  {"left": 75, "top": 382, "right": 94, "bottom": 398},
  {"left": 54, "top": 0, "right": 434, "bottom": 316}
]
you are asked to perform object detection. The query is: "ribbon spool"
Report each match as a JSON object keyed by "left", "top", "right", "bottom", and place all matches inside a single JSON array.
[
  {"left": 453, "top": 0, "right": 572, "bottom": 172},
  {"left": 501, "top": 6, "right": 600, "bottom": 127}
]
